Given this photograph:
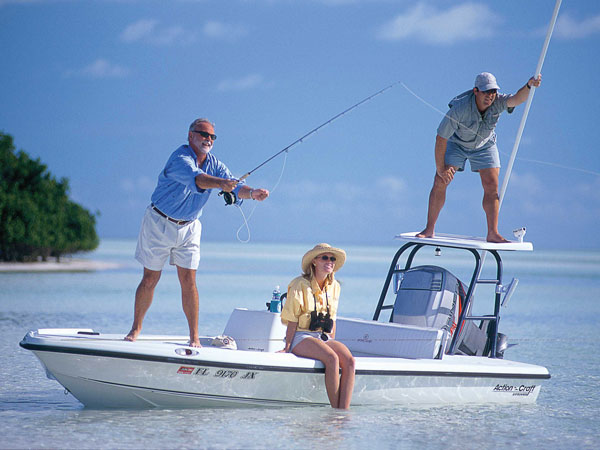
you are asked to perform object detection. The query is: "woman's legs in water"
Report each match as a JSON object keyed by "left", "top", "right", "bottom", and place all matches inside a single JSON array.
[
  {"left": 326, "top": 340, "right": 356, "bottom": 409},
  {"left": 292, "top": 337, "right": 355, "bottom": 409}
]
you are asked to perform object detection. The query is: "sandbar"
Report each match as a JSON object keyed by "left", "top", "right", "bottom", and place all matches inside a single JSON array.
[{"left": 0, "top": 258, "right": 120, "bottom": 273}]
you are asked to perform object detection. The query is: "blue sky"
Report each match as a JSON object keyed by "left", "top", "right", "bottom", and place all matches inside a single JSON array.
[{"left": 1, "top": 0, "right": 599, "bottom": 250}]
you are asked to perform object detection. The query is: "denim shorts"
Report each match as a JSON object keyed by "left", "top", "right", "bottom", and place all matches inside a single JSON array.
[
  {"left": 445, "top": 141, "right": 500, "bottom": 172},
  {"left": 135, "top": 206, "right": 202, "bottom": 271}
]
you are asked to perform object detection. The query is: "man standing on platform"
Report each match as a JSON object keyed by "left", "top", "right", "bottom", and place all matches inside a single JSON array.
[
  {"left": 417, "top": 72, "right": 541, "bottom": 243},
  {"left": 125, "top": 118, "right": 269, "bottom": 347}
]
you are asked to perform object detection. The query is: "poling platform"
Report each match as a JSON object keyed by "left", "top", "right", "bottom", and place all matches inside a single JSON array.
[{"left": 396, "top": 232, "right": 533, "bottom": 251}]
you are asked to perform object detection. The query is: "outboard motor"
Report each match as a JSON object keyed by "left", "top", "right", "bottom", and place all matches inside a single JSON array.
[
  {"left": 392, "top": 265, "right": 501, "bottom": 356},
  {"left": 391, "top": 265, "right": 465, "bottom": 337},
  {"left": 495, "top": 333, "right": 508, "bottom": 358}
]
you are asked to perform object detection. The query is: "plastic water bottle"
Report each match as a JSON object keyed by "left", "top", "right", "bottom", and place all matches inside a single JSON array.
[{"left": 269, "top": 286, "right": 281, "bottom": 313}]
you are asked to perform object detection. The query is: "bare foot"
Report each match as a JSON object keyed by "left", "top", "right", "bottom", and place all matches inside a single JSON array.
[
  {"left": 189, "top": 340, "right": 202, "bottom": 348},
  {"left": 416, "top": 229, "right": 434, "bottom": 238},
  {"left": 124, "top": 329, "right": 139, "bottom": 342},
  {"left": 486, "top": 232, "right": 509, "bottom": 243}
]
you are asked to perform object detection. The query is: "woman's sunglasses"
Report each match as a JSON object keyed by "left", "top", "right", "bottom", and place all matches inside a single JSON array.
[{"left": 319, "top": 255, "right": 336, "bottom": 262}]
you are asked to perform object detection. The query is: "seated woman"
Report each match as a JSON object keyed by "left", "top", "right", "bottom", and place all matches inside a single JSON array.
[{"left": 280, "top": 243, "right": 356, "bottom": 409}]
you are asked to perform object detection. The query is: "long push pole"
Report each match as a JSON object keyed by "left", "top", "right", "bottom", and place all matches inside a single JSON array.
[
  {"left": 498, "top": 0, "right": 562, "bottom": 208},
  {"left": 468, "top": 0, "right": 562, "bottom": 357}
]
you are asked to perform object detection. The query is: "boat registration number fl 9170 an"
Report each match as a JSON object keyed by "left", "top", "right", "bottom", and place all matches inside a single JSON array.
[{"left": 177, "top": 367, "right": 259, "bottom": 380}]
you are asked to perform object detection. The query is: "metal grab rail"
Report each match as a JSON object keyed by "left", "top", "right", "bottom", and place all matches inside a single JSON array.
[{"left": 372, "top": 242, "right": 505, "bottom": 358}]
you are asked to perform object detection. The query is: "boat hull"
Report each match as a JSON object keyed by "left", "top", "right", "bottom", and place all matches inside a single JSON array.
[{"left": 21, "top": 330, "right": 549, "bottom": 408}]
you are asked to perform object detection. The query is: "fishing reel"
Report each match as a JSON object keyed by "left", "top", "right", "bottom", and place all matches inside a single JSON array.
[{"left": 218, "top": 190, "right": 238, "bottom": 206}]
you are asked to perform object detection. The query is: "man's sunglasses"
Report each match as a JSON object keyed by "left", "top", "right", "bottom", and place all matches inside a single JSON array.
[
  {"left": 192, "top": 130, "right": 217, "bottom": 141},
  {"left": 319, "top": 255, "right": 336, "bottom": 262}
]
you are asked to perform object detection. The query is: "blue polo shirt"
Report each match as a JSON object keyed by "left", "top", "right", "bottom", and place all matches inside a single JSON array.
[
  {"left": 437, "top": 90, "right": 512, "bottom": 150},
  {"left": 150, "top": 145, "right": 243, "bottom": 221}
]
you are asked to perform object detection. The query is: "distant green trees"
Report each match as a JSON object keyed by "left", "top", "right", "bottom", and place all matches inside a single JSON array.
[{"left": 0, "top": 131, "right": 99, "bottom": 262}]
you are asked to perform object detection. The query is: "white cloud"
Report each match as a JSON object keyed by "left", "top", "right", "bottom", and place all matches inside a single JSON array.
[
  {"left": 65, "top": 58, "right": 130, "bottom": 79},
  {"left": 120, "top": 19, "right": 196, "bottom": 45},
  {"left": 554, "top": 12, "right": 600, "bottom": 40},
  {"left": 377, "top": 2, "right": 501, "bottom": 45},
  {"left": 280, "top": 176, "right": 411, "bottom": 215},
  {"left": 120, "top": 18, "right": 158, "bottom": 42},
  {"left": 120, "top": 176, "right": 155, "bottom": 193},
  {"left": 217, "top": 74, "right": 264, "bottom": 92},
  {"left": 203, "top": 20, "right": 247, "bottom": 41},
  {"left": 121, "top": 18, "right": 249, "bottom": 46},
  {"left": 119, "top": 176, "right": 156, "bottom": 210},
  {"left": 504, "top": 171, "right": 600, "bottom": 223},
  {"left": 509, "top": 172, "right": 544, "bottom": 197},
  {"left": 376, "top": 176, "right": 406, "bottom": 195},
  {"left": 573, "top": 177, "right": 600, "bottom": 202}
]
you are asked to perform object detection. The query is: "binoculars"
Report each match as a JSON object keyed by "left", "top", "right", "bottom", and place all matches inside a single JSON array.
[{"left": 309, "top": 311, "right": 333, "bottom": 333}]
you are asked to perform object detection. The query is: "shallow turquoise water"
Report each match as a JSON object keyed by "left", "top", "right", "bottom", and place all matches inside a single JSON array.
[{"left": 1, "top": 240, "right": 599, "bottom": 449}]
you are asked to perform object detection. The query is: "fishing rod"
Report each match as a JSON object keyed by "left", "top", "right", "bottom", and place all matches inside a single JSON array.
[{"left": 219, "top": 80, "right": 401, "bottom": 205}]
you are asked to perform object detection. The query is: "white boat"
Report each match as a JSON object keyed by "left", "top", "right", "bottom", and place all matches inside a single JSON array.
[{"left": 20, "top": 233, "right": 550, "bottom": 408}]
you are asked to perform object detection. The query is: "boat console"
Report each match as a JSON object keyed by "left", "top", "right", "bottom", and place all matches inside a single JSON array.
[{"left": 372, "top": 232, "right": 533, "bottom": 358}]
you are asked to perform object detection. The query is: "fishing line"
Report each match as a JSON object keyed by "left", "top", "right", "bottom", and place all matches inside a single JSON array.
[
  {"left": 234, "top": 203, "right": 252, "bottom": 243},
  {"left": 234, "top": 151, "right": 289, "bottom": 243},
  {"left": 498, "top": 152, "right": 600, "bottom": 177},
  {"left": 401, "top": 82, "right": 452, "bottom": 122},
  {"left": 227, "top": 80, "right": 402, "bottom": 242},
  {"left": 234, "top": 80, "right": 401, "bottom": 183}
]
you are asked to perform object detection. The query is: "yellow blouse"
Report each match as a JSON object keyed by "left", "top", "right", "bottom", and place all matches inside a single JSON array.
[{"left": 280, "top": 275, "right": 340, "bottom": 331}]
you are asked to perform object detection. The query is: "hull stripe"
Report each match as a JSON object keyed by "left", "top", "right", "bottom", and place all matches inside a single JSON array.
[{"left": 21, "top": 342, "right": 551, "bottom": 380}]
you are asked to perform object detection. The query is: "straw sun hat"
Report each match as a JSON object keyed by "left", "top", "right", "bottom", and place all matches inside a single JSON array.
[{"left": 301, "top": 243, "right": 346, "bottom": 274}]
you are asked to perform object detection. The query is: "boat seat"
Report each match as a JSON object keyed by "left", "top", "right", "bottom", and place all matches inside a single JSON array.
[
  {"left": 453, "top": 319, "right": 491, "bottom": 356},
  {"left": 223, "top": 308, "right": 286, "bottom": 352}
]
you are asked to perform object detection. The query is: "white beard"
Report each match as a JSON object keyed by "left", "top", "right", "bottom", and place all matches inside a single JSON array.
[{"left": 198, "top": 141, "right": 212, "bottom": 154}]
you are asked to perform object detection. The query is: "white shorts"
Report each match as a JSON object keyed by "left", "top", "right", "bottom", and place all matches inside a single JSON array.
[
  {"left": 134, "top": 206, "right": 202, "bottom": 271},
  {"left": 291, "top": 331, "right": 333, "bottom": 351}
]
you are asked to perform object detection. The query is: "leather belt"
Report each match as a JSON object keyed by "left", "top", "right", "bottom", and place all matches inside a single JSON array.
[{"left": 151, "top": 204, "right": 193, "bottom": 226}]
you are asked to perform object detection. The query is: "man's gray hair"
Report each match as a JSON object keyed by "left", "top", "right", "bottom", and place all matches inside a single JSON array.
[{"left": 189, "top": 118, "right": 215, "bottom": 132}]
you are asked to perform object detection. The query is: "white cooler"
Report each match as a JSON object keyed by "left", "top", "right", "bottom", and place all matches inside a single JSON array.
[{"left": 335, "top": 317, "right": 447, "bottom": 359}]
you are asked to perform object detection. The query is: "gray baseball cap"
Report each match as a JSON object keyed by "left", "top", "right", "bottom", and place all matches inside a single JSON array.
[{"left": 474, "top": 72, "right": 500, "bottom": 91}]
